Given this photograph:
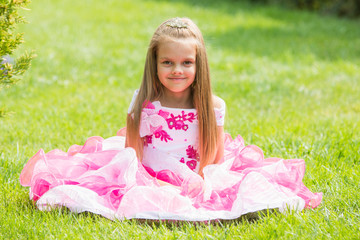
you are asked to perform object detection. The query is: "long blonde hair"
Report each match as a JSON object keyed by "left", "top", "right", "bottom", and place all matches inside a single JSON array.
[{"left": 126, "top": 17, "right": 217, "bottom": 175}]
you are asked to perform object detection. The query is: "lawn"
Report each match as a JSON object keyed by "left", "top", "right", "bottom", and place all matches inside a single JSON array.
[{"left": 0, "top": 0, "right": 359, "bottom": 238}]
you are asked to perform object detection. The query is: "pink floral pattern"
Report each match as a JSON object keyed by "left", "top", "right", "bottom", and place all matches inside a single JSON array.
[
  {"left": 141, "top": 101, "right": 201, "bottom": 171},
  {"left": 182, "top": 145, "right": 200, "bottom": 171},
  {"left": 144, "top": 135, "right": 152, "bottom": 145},
  {"left": 186, "top": 160, "right": 197, "bottom": 170},
  {"left": 158, "top": 109, "right": 170, "bottom": 119},
  {"left": 142, "top": 100, "right": 154, "bottom": 109},
  {"left": 154, "top": 129, "right": 173, "bottom": 142},
  {"left": 186, "top": 145, "right": 198, "bottom": 159},
  {"left": 167, "top": 112, "right": 197, "bottom": 131}
]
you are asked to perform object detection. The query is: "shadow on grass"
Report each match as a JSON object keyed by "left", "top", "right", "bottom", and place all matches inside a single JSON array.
[
  {"left": 23, "top": 201, "right": 279, "bottom": 228},
  {"left": 150, "top": 0, "right": 360, "bottom": 62},
  {"left": 130, "top": 208, "right": 280, "bottom": 230}
]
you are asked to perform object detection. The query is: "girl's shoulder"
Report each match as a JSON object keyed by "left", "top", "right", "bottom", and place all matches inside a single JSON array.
[
  {"left": 212, "top": 95, "right": 226, "bottom": 110},
  {"left": 212, "top": 95, "right": 226, "bottom": 126},
  {"left": 128, "top": 89, "right": 140, "bottom": 113}
]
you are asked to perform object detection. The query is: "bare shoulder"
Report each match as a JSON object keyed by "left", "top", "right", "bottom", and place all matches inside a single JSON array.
[{"left": 212, "top": 95, "right": 225, "bottom": 109}]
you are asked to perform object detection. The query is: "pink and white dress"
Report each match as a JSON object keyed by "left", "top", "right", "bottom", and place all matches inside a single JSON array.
[{"left": 19, "top": 90, "right": 322, "bottom": 221}]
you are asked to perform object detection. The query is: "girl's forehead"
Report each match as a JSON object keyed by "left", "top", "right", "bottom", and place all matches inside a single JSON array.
[
  {"left": 157, "top": 39, "right": 197, "bottom": 57},
  {"left": 158, "top": 37, "right": 198, "bottom": 47}
]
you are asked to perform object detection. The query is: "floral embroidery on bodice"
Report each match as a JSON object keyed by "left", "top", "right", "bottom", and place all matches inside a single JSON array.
[{"left": 128, "top": 90, "right": 225, "bottom": 173}]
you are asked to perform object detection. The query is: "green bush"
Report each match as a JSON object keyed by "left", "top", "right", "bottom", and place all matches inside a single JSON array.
[
  {"left": 250, "top": 0, "right": 360, "bottom": 18},
  {"left": 0, "top": 0, "right": 35, "bottom": 117}
]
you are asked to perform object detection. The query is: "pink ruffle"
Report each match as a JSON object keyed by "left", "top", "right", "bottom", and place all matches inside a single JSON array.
[
  {"left": 223, "top": 134, "right": 322, "bottom": 209},
  {"left": 20, "top": 134, "right": 322, "bottom": 221}
]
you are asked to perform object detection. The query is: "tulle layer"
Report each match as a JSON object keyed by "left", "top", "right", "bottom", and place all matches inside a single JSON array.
[{"left": 20, "top": 134, "right": 322, "bottom": 221}]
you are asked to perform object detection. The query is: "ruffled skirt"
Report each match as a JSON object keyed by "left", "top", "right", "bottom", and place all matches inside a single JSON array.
[{"left": 20, "top": 133, "right": 322, "bottom": 221}]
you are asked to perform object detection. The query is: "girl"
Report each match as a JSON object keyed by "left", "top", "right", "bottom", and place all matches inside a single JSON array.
[
  {"left": 126, "top": 17, "right": 224, "bottom": 178},
  {"left": 20, "top": 17, "right": 322, "bottom": 221}
]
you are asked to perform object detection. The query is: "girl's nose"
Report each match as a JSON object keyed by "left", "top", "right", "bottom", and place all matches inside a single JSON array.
[{"left": 172, "top": 64, "right": 183, "bottom": 75}]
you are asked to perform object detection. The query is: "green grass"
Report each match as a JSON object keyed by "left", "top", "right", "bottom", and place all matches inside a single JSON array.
[{"left": 1, "top": 0, "right": 359, "bottom": 238}]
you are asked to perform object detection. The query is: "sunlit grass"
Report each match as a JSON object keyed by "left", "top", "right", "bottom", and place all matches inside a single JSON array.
[{"left": 0, "top": 0, "right": 359, "bottom": 238}]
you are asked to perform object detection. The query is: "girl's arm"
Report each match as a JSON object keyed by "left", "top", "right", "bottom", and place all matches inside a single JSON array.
[
  {"left": 213, "top": 126, "right": 225, "bottom": 164},
  {"left": 125, "top": 130, "right": 129, "bottom": 148},
  {"left": 212, "top": 95, "right": 225, "bottom": 164}
]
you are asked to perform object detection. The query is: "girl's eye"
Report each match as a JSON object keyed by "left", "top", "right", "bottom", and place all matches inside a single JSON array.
[
  {"left": 183, "top": 61, "right": 194, "bottom": 66},
  {"left": 162, "top": 61, "right": 172, "bottom": 65}
]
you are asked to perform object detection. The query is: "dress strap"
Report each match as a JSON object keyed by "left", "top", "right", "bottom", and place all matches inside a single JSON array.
[{"left": 128, "top": 89, "right": 139, "bottom": 114}]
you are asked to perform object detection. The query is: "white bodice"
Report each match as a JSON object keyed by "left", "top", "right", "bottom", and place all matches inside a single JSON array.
[{"left": 128, "top": 90, "right": 225, "bottom": 175}]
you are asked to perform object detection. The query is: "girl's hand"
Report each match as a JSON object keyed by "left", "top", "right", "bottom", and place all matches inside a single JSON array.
[
  {"left": 180, "top": 174, "right": 204, "bottom": 198},
  {"left": 157, "top": 179, "right": 181, "bottom": 190}
]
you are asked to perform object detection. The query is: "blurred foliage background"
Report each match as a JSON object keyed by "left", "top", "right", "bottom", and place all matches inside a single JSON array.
[
  {"left": 0, "top": 0, "right": 35, "bottom": 117},
  {"left": 250, "top": 0, "right": 360, "bottom": 18}
]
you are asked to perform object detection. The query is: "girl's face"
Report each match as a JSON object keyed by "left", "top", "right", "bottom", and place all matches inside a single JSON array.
[{"left": 157, "top": 39, "right": 196, "bottom": 101}]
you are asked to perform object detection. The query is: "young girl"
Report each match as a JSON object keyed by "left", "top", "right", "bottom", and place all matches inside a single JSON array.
[{"left": 20, "top": 17, "right": 322, "bottom": 221}]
